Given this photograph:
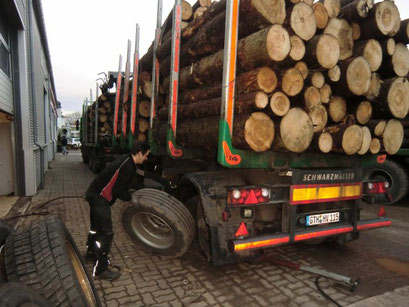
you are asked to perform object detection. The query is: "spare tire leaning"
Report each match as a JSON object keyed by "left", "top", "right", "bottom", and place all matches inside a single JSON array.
[
  {"left": 0, "top": 282, "right": 51, "bottom": 307},
  {"left": 4, "top": 215, "right": 101, "bottom": 307}
]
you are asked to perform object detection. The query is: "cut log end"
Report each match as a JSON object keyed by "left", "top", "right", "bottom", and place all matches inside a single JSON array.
[
  {"left": 384, "top": 38, "right": 396, "bottom": 56},
  {"left": 244, "top": 112, "right": 275, "bottom": 152},
  {"left": 270, "top": 92, "right": 290, "bottom": 117},
  {"left": 329, "top": 96, "right": 346, "bottom": 123},
  {"left": 364, "top": 73, "right": 381, "bottom": 101},
  {"left": 139, "top": 100, "right": 150, "bottom": 118},
  {"left": 356, "top": 101, "right": 372, "bottom": 125},
  {"left": 290, "top": 3, "right": 317, "bottom": 41},
  {"left": 309, "top": 105, "right": 328, "bottom": 132},
  {"left": 267, "top": 25, "right": 291, "bottom": 62},
  {"left": 374, "top": 120, "right": 387, "bottom": 137},
  {"left": 392, "top": 43, "right": 409, "bottom": 77},
  {"left": 316, "top": 33, "right": 340, "bottom": 69},
  {"left": 320, "top": 84, "right": 332, "bottom": 103},
  {"left": 182, "top": 1, "right": 193, "bottom": 21},
  {"left": 369, "top": 138, "right": 381, "bottom": 154},
  {"left": 387, "top": 77, "right": 409, "bottom": 119},
  {"left": 295, "top": 61, "right": 309, "bottom": 80},
  {"left": 254, "top": 91, "right": 269, "bottom": 109},
  {"left": 318, "top": 132, "right": 333, "bottom": 153},
  {"left": 358, "top": 126, "right": 372, "bottom": 155},
  {"left": 328, "top": 65, "right": 341, "bottom": 82},
  {"left": 342, "top": 125, "right": 363, "bottom": 155},
  {"left": 252, "top": 0, "right": 286, "bottom": 25},
  {"left": 257, "top": 67, "right": 278, "bottom": 93},
  {"left": 324, "top": 18, "right": 353, "bottom": 60},
  {"left": 280, "top": 108, "right": 314, "bottom": 153},
  {"left": 383, "top": 119, "right": 404, "bottom": 155},
  {"left": 289, "top": 35, "right": 306, "bottom": 61},
  {"left": 362, "top": 39, "right": 382, "bottom": 72},
  {"left": 346, "top": 57, "right": 371, "bottom": 96},
  {"left": 323, "top": 0, "right": 341, "bottom": 18},
  {"left": 282, "top": 68, "right": 304, "bottom": 97},
  {"left": 375, "top": 0, "right": 401, "bottom": 37},
  {"left": 304, "top": 86, "right": 321, "bottom": 110},
  {"left": 351, "top": 22, "right": 361, "bottom": 40},
  {"left": 311, "top": 72, "right": 325, "bottom": 89},
  {"left": 313, "top": 2, "right": 329, "bottom": 30}
]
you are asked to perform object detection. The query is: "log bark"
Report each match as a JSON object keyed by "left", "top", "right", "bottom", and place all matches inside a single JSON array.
[
  {"left": 383, "top": 119, "right": 404, "bottom": 155},
  {"left": 359, "top": 1, "right": 401, "bottom": 40},
  {"left": 295, "top": 61, "right": 309, "bottom": 80},
  {"left": 334, "top": 56, "right": 371, "bottom": 96},
  {"left": 324, "top": 18, "right": 353, "bottom": 60},
  {"left": 353, "top": 39, "right": 382, "bottom": 72},
  {"left": 328, "top": 96, "right": 346, "bottom": 123},
  {"left": 309, "top": 105, "right": 328, "bottom": 132},
  {"left": 380, "top": 43, "right": 409, "bottom": 77},
  {"left": 328, "top": 65, "right": 341, "bottom": 82},
  {"left": 375, "top": 77, "right": 409, "bottom": 119},
  {"left": 395, "top": 19, "right": 409, "bottom": 44},
  {"left": 320, "top": 0, "right": 340, "bottom": 18},
  {"left": 171, "top": 112, "right": 275, "bottom": 152},
  {"left": 179, "top": 66, "right": 278, "bottom": 104},
  {"left": 320, "top": 83, "right": 332, "bottom": 103},
  {"left": 270, "top": 92, "right": 290, "bottom": 116},
  {"left": 158, "top": 91, "right": 269, "bottom": 120},
  {"left": 305, "top": 34, "right": 340, "bottom": 69},
  {"left": 278, "top": 107, "right": 314, "bottom": 153},
  {"left": 339, "top": 0, "right": 370, "bottom": 21},
  {"left": 364, "top": 73, "right": 381, "bottom": 101},
  {"left": 358, "top": 126, "right": 371, "bottom": 155},
  {"left": 287, "top": 3, "right": 317, "bottom": 41},
  {"left": 313, "top": 2, "right": 329, "bottom": 30},
  {"left": 281, "top": 67, "right": 304, "bottom": 97}
]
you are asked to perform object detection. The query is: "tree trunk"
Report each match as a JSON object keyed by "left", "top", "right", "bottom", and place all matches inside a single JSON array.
[
  {"left": 281, "top": 67, "right": 304, "bottom": 97},
  {"left": 375, "top": 77, "right": 409, "bottom": 119},
  {"left": 328, "top": 96, "right": 347, "bottom": 123},
  {"left": 313, "top": 2, "right": 329, "bottom": 30},
  {"left": 178, "top": 67, "right": 277, "bottom": 104},
  {"left": 359, "top": 1, "right": 401, "bottom": 40},
  {"left": 328, "top": 65, "right": 341, "bottom": 82},
  {"left": 320, "top": 0, "right": 341, "bottom": 18},
  {"left": 320, "top": 83, "right": 332, "bottom": 103},
  {"left": 286, "top": 3, "right": 317, "bottom": 41},
  {"left": 324, "top": 18, "right": 353, "bottom": 60},
  {"left": 357, "top": 126, "right": 371, "bottom": 155},
  {"left": 158, "top": 91, "right": 269, "bottom": 120},
  {"left": 379, "top": 43, "right": 409, "bottom": 77},
  {"left": 278, "top": 107, "right": 314, "bottom": 153},
  {"left": 305, "top": 34, "right": 340, "bottom": 69},
  {"left": 395, "top": 19, "right": 409, "bottom": 44},
  {"left": 383, "top": 119, "right": 404, "bottom": 155},
  {"left": 353, "top": 39, "right": 382, "bottom": 72},
  {"left": 364, "top": 73, "right": 381, "bottom": 101},
  {"left": 270, "top": 91, "right": 290, "bottom": 116},
  {"left": 334, "top": 56, "right": 371, "bottom": 96},
  {"left": 309, "top": 105, "right": 328, "bottom": 132},
  {"left": 339, "top": 0, "right": 370, "bottom": 21},
  {"left": 172, "top": 112, "right": 275, "bottom": 152}
]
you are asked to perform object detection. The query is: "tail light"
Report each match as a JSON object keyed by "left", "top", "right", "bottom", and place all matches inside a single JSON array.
[
  {"left": 227, "top": 188, "right": 270, "bottom": 205},
  {"left": 366, "top": 182, "right": 389, "bottom": 194}
]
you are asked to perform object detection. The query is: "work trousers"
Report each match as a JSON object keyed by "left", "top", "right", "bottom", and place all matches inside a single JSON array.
[{"left": 85, "top": 191, "right": 114, "bottom": 274}]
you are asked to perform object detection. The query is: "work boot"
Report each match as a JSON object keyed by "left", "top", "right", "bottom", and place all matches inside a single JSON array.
[
  {"left": 95, "top": 267, "right": 121, "bottom": 281},
  {"left": 83, "top": 251, "right": 96, "bottom": 263}
]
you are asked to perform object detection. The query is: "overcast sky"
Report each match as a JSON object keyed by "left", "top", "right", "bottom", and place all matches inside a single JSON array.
[{"left": 42, "top": 0, "right": 409, "bottom": 115}]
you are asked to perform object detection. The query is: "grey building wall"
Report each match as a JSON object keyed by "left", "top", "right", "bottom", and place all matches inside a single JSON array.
[{"left": 0, "top": 0, "right": 58, "bottom": 196}]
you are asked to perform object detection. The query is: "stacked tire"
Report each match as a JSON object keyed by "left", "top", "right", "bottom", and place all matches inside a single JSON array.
[{"left": 0, "top": 215, "right": 101, "bottom": 307}]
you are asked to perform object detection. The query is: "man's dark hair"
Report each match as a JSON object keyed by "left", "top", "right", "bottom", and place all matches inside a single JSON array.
[{"left": 130, "top": 141, "right": 150, "bottom": 155}]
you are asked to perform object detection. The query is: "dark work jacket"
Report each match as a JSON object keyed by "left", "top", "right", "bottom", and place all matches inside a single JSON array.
[{"left": 87, "top": 154, "right": 136, "bottom": 204}]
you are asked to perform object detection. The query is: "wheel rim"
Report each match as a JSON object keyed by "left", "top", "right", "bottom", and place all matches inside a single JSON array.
[
  {"left": 131, "top": 212, "right": 175, "bottom": 249},
  {"left": 66, "top": 241, "right": 98, "bottom": 307}
]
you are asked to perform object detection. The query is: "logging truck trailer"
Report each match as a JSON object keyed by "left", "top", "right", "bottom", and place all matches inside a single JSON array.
[{"left": 83, "top": 0, "right": 394, "bottom": 266}]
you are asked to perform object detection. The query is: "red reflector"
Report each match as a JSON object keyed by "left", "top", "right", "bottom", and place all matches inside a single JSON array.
[
  {"left": 378, "top": 206, "right": 385, "bottom": 217},
  {"left": 244, "top": 189, "right": 258, "bottom": 204},
  {"left": 235, "top": 222, "right": 249, "bottom": 237}
]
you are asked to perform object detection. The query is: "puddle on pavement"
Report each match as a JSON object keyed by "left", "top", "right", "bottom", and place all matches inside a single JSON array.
[{"left": 375, "top": 258, "right": 409, "bottom": 278}]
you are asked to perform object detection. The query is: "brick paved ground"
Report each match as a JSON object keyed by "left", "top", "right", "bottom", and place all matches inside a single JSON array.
[{"left": 12, "top": 152, "right": 409, "bottom": 306}]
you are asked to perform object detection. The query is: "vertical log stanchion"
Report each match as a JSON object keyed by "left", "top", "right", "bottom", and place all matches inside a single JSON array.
[
  {"left": 129, "top": 24, "right": 140, "bottom": 147},
  {"left": 113, "top": 55, "right": 123, "bottom": 146}
]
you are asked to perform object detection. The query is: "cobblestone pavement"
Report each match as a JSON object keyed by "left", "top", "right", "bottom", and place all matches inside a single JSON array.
[{"left": 12, "top": 153, "right": 409, "bottom": 306}]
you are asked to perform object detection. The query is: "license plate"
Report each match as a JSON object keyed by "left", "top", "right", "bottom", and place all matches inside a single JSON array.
[{"left": 306, "top": 212, "right": 340, "bottom": 226}]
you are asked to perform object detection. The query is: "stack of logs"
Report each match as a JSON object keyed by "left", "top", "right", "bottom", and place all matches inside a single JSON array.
[
  {"left": 108, "top": 0, "right": 409, "bottom": 156},
  {"left": 86, "top": 93, "right": 115, "bottom": 142}
]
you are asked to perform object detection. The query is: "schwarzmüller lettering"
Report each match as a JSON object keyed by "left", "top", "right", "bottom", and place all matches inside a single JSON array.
[{"left": 302, "top": 172, "right": 355, "bottom": 182}]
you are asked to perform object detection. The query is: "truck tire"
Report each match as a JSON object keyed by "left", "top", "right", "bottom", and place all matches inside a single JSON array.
[
  {"left": 364, "top": 159, "right": 409, "bottom": 205},
  {"left": 0, "top": 282, "right": 51, "bottom": 306},
  {"left": 122, "top": 188, "right": 195, "bottom": 258},
  {"left": 4, "top": 215, "right": 101, "bottom": 307}
]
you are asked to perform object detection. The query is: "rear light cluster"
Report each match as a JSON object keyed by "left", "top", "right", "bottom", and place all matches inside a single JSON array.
[
  {"left": 366, "top": 182, "right": 389, "bottom": 194},
  {"left": 228, "top": 188, "right": 270, "bottom": 205}
]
